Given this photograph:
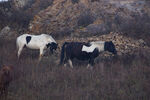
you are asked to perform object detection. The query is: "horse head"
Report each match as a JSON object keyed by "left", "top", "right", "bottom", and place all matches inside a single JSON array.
[
  {"left": 47, "top": 42, "right": 58, "bottom": 54},
  {"left": 104, "top": 41, "right": 117, "bottom": 55}
]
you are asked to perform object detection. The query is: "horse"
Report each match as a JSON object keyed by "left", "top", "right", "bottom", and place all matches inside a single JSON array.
[
  {"left": 59, "top": 41, "right": 117, "bottom": 68},
  {"left": 0, "top": 65, "right": 12, "bottom": 97},
  {"left": 16, "top": 34, "right": 58, "bottom": 60}
]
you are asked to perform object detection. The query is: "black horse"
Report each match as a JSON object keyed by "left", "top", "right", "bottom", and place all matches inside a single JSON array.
[{"left": 60, "top": 41, "right": 117, "bottom": 68}]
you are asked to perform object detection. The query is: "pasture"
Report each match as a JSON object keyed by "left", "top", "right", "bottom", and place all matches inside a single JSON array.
[{"left": 0, "top": 37, "right": 150, "bottom": 100}]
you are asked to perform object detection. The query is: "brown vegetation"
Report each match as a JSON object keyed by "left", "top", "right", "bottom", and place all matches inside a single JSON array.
[
  {"left": 0, "top": 0, "right": 53, "bottom": 30},
  {"left": 0, "top": 37, "right": 150, "bottom": 100},
  {"left": 0, "top": 0, "right": 150, "bottom": 100}
]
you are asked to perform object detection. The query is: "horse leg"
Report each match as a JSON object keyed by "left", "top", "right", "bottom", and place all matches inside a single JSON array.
[
  {"left": 39, "top": 48, "right": 44, "bottom": 61},
  {"left": 43, "top": 49, "right": 47, "bottom": 56},
  {"left": 17, "top": 45, "right": 24, "bottom": 59},
  {"left": 39, "top": 55, "right": 42, "bottom": 61},
  {"left": 68, "top": 59, "right": 73, "bottom": 68},
  {"left": 87, "top": 64, "right": 91, "bottom": 68},
  {"left": 63, "top": 58, "right": 68, "bottom": 67},
  {"left": 64, "top": 63, "right": 67, "bottom": 67},
  {"left": 87, "top": 59, "right": 94, "bottom": 68}
]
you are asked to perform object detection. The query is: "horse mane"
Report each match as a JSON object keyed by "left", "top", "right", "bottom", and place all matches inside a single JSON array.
[
  {"left": 89, "top": 41, "right": 105, "bottom": 52},
  {"left": 41, "top": 34, "right": 56, "bottom": 43},
  {"left": 83, "top": 42, "right": 91, "bottom": 47},
  {"left": 41, "top": 34, "right": 51, "bottom": 38},
  {"left": 90, "top": 41, "right": 105, "bottom": 45}
]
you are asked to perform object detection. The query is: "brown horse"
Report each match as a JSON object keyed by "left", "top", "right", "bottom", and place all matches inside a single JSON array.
[{"left": 0, "top": 65, "right": 13, "bottom": 96}]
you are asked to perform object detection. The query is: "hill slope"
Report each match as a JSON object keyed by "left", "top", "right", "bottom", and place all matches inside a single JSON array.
[{"left": 29, "top": 0, "right": 150, "bottom": 39}]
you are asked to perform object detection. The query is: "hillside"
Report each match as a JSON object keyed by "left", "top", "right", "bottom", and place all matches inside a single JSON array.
[
  {"left": 0, "top": 0, "right": 150, "bottom": 100},
  {"left": 0, "top": 0, "right": 149, "bottom": 54},
  {"left": 29, "top": 0, "right": 150, "bottom": 45}
]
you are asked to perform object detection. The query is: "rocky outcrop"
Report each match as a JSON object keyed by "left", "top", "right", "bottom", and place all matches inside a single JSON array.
[
  {"left": 29, "top": 0, "right": 86, "bottom": 34},
  {"left": 29, "top": 0, "right": 150, "bottom": 38}
]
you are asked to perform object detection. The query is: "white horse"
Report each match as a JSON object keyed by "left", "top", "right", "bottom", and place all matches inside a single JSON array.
[{"left": 16, "top": 34, "right": 58, "bottom": 60}]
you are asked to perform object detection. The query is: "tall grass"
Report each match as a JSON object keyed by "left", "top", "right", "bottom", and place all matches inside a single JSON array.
[{"left": 0, "top": 38, "right": 150, "bottom": 100}]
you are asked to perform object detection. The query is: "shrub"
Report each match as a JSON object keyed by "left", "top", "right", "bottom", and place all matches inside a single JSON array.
[
  {"left": 78, "top": 11, "right": 95, "bottom": 27},
  {"left": 71, "top": 0, "right": 79, "bottom": 4}
]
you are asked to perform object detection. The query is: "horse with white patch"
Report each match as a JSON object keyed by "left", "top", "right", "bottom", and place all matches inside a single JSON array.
[
  {"left": 16, "top": 34, "right": 58, "bottom": 60},
  {"left": 59, "top": 41, "right": 117, "bottom": 68}
]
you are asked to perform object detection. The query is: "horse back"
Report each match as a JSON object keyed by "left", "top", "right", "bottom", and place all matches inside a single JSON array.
[{"left": 65, "top": 42, "right": 91, "bottom": 59}]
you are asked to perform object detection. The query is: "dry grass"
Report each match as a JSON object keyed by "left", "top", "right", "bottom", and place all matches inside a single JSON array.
[{"left": 0, "top": 38, "right": 150, "bottom": 100}]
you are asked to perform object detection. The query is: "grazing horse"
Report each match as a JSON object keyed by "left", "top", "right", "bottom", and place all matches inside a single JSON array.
[
  {"left": 16, "top": 34, "right": 58, "bottom": 60},
  {"left": 60, "top": 41, "right": 117, "bottom": 68},
  {"left": 0, "top": 65, "right": 12, "bottom": 96}
]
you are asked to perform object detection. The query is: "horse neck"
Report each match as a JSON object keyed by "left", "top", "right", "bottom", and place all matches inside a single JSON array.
[
  {"left": 92, "top": 44, "right": 105, "bottom": 52},
  {"left": 42, "top": 35, "right": 56, "bottom": 43},
  {"left": 90, "top": 43, "right": 105, "bottom": 52}
]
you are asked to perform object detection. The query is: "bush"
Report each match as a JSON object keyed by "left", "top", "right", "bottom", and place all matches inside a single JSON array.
[
  {"left": 71, "top": 0, "right": 79, "bottom": 4},
  {"left": 114, "top": 12, "right": 150, "bottom": 46},
  {"left": 9, "top": 10, "right": 32, "bottom": 29},
  {"left": 0, "top": 0, "right": 12, "bottom": 29},
  {"left": 0, "top": 0, "right": 54, "bottom": 30},
  {"left": 91, "top": 0, "right": 99, "bottom": 2},
  {"left": 37, "top": 0, "right": 53, "bottom": 10},
  {"left": 78, "top": 11, "right": 95, "bottom": 27}
]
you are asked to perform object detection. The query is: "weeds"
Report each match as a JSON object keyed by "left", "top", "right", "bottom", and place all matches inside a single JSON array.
[{"left": 0, "top": 38, "right": 149, "bottom": 100}]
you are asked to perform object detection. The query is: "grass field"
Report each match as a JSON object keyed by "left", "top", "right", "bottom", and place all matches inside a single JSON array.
[{"left": 0, "top": 38, "right": 150, "bottom": 100}]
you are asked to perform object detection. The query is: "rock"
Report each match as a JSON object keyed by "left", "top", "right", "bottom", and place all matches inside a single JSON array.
[
  {"left": 0, "top": 26, "right": 11, "bottom": 37},
  {"left": 0, "top": 26, "right": 15, "bottom": 38},
  {"left": 138, "top": 39, "right": 146, "bottom": 46},
  {"left": 85, "top": 23, "right": 110, "bottom": 35}
]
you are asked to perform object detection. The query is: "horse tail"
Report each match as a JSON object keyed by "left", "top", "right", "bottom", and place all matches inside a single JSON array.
[
  {"left": 60, "top": 42, "right": 69, "bottom": 65},
  {"left": 16, "top": 37, "right": 19, "bottom": 50}
]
